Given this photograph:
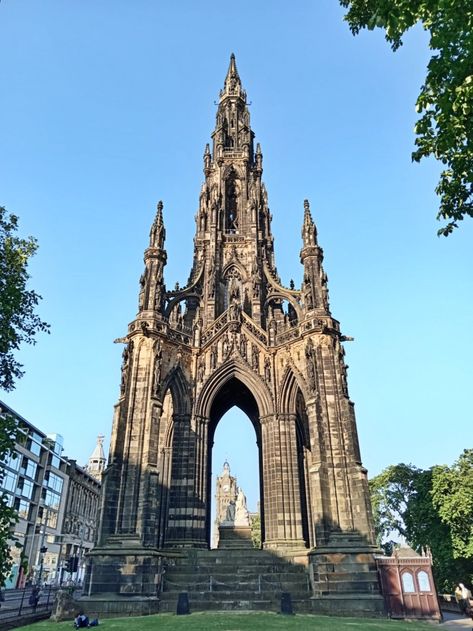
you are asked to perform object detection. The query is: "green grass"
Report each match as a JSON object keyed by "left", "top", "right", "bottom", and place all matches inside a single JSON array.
[{"left": 22, "top": 612, "right": 435, "bottom": 631}]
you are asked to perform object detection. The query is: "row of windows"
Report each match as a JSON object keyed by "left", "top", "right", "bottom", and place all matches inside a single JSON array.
[
  {"left": 42, "top": 488, "right": 61, "bottom": 511},
  {"left": 401, "top": 570, "right": 431, "bottom": 593},
  {"left": 43, "top": 471, "right": 63, "bottom": 493}
]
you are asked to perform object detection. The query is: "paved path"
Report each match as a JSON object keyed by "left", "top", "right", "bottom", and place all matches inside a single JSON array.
[{"left": 439, "top": 612, "right": 473, "bottom": 629}]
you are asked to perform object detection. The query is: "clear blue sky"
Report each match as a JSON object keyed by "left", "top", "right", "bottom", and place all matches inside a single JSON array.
[{"left": 1, "top": 1, "right": 471, "bottom": 515}]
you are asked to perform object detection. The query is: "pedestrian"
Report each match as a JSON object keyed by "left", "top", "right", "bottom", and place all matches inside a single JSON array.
[
  {"left": 74, "top": 611, "right": 89, "bottom": 628},
  {"left": 456, "top": 583, "right": 472, "bottom": 616},
  {"left": 28, "top": 585, "right": 41, "bottom": 610}
]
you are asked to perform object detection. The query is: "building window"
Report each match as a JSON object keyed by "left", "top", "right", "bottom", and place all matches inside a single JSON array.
[
  {"left": 401, "top": 571, "right": 415, "bottom": 593},
  {"left": 47, "top": 472, "right": 63, "bottom": 493},
  {"left": 42, "top": 488, "right": 61, "bottom": 510},
  {"left": 417, "top": 570, "right": 431, "bottom": 592},
  {"left": 21, "top": 458, "right": 37, "bottom": 480},
  {"left": 3, "top": 470, "right": 17, "bottom": 492},
  {"left": 1, "top": 453, "right": 20, "bottom": 471},
  {"left": 29, "top": 432, "right": 42, "bottom": 456},
  {"left": 17, "top": 477, "right": 34, "bottom": 499},
  {"left": 14, "top": 498, "right": 30, "bottom": 520}
]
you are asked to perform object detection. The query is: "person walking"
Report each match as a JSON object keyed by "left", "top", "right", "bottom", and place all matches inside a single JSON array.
[
  {"left": 28, "top": 585, "right": 41, "bottom": 611},
  {"left": 456, "top": 583, "right": 472, "bottom": 616}
]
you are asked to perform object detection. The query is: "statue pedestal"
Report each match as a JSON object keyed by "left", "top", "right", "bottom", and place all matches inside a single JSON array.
[{"left": 218, "top": 525, "right": 253, "bottom": 549}]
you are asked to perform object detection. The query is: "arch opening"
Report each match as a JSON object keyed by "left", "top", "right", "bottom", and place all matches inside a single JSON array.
[{"left": 207, "top": 377, "right": 263, "bottom": 549}]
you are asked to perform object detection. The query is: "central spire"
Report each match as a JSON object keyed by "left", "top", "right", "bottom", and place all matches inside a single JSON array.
[{"left": 220, "top": 53, "right": 246, "bottom": 102}]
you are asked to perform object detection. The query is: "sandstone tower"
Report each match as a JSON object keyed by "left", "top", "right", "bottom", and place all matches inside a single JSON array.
[{"left": 84, "top": 55, "right": 383, "bottom": 616}]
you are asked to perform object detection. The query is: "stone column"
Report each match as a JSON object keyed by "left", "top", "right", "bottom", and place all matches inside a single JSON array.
[
  {"left": 261, "top": 414, "right": 307, "bottom": 550},
  {"left": 165, "top": 413, "right": 207, "bottom": 547}
]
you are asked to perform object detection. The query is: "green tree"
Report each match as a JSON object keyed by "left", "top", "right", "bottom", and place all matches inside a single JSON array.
[
  {"left": 370, "top": 459, "right": 473, "bottom": 591},
  {"left": 339, "top": 0, "right": 473, "bottom": 235},
  {"left": 0, "top": 413, "right": 20, "bottom": 587},
  {"left": 0, "top": 206, "right": 49, "bottom": 586},
  {"left": 250, "top": 513, "right": 261, "bottom": 549},
  {"left": 0, "top": 206, "right": 50, "bottom": 391},
  {"left": 369, "top": 463, "right": 420, "bottom": 554},
  {"left": 431, "top": 449, "right": 473, "bottom": 562}
]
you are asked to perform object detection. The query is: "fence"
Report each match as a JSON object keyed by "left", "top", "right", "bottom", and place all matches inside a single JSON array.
[{"left": 0, "top": 585, "right": 57, "bottom": 628}]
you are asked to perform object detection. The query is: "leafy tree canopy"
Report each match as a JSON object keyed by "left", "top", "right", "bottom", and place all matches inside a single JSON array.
[
  {"left": 0, "top": 206, "right": 50, "bottom": 391},
  {"left": 340, "top": 0, "right": 473, "bottom": 235},
  {"left": 431, "top": 449, "right": 473, "bottom": 560},
  {"left": 369, "top": 452, "right": 473, "bottom": 591},
  {"left": 0, "top": 413, "right": 20, "bottom": 587}
]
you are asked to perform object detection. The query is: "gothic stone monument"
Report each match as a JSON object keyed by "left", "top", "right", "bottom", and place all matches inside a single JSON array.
[{"left": 83, "top": 55, "right": 383, "bottom": 616}]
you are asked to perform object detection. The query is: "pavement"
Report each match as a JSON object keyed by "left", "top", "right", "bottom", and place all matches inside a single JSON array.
[{"left": 439, "top": 612, "right": 473, "bottom": 629}]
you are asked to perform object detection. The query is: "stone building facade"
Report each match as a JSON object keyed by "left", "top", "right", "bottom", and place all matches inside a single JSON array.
[
  {"left": 60, "top": 457, "right": 101, "bottom": 583},
  {"left": 84, "top": 56, "right": 382, "bottom": 615}
]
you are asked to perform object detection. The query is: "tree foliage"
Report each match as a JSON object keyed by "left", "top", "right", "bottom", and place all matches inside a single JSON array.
[
  {"left": 0, "top": 413, "right": 20, "bottom": 587},
  {"left": 250, "top": 513, "right": 262, "bottom": 549},
  {"left": 431, "top": 450, "right": 473, "bottom": 560},
  {"left": 0, "top": 206, "right": 50, "bottom": 391},
  {"left": 369, "top": 452, "right": 473, "bottom": 591},
  {"left": 339, "top": 0, "right": 473, "bottom": 235}
]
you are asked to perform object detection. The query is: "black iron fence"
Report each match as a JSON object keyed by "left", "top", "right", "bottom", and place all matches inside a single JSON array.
[{"left": 0, "top": 585, "right": 57, "bottom": 627}]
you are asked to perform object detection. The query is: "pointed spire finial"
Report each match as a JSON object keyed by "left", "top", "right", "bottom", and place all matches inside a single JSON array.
[
  {"left": 220, "top": 53, "right": 246, "bottom": 101},
  {"left": 304, "top": 199, "right": 312, "bottom": 220},
  {"left": 150, "top": 201, "right": 166, "bottom": 248},
  {"left": 302, "top": 199, "right": 318, "bottom": 246}
]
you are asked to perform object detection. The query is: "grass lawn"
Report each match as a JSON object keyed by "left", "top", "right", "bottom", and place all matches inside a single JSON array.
[{"left": 22, "top": 612, "right": 435, "bottom": 631}]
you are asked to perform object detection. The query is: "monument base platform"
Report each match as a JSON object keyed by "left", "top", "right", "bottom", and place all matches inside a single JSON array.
[{"left": 218, "top": 525, "right": 253, "bottom": 549}]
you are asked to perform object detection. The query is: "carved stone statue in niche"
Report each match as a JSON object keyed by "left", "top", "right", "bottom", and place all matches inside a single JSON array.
[
  {"left": 120, "top": 341, "right": 133, "bottom": 396},
  {"left": 197, "top": 359, "right": 205, "bottom": 383},
  {"left": 305, "top": 340, "right": 317, "bottom": 393},
  {"left": 222, "top": 334, "right": 230, "bottom": 358},
  {"left": 207, "top": 263, "right": 215, "bottom": 298},
  {"left": 304, "top": 275, "right": 314, "bottom": 310},
  {"left": 239, "top": 334, "right": 247, "bottom": 358},
  {"left": 321, "top": 270, "right": 329, "bottom": 308},
  {"left": 252, "top": 344, "right": 260, "bottom": 371},
  {"left": 229, "top": 300, "right": 240, "bottom": 321},
  {"left": 210, "top": 346, "right": 217, "bottom": 370},
  {"left": 264, "top": 357, "right": 271, "bottom": 383},
  {"left": 154, "top": 280, "right": 164, "bottom": 312},
  {"left": 138, "top": 270, "right": 146, "bottom": 311},
  {"left": 153, "top": 342, "right": 163, "bottom": 395},
  {"left": 200, "top": 210, "right": 207, "bottom": 232}
]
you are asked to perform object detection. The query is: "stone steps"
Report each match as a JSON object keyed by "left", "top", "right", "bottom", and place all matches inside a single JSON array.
[{"left": 159, "top": 548, "right": 311, "bottom": 613}]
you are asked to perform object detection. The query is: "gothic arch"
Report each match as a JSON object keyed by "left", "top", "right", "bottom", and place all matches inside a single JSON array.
[
  {"left": 221, "top": 261, "right": 247, "bottom": 282},
  {"left": 164, "top": 292, "right": 201, "bottom": 319},
  {"left": 195, "top": 357, "right": 273, "bottom": 421},
  {"left": 279, "top": 366, "right": 311, "bottom": 449},
  {"left": 264, "top": 292, "right": 302, "bottom": 320},
  {"left": 160, "top": 365, "right": 191, "bottom": 417},
  {"left": 279, "top": 364, "right": 309, "bottom": 414}
]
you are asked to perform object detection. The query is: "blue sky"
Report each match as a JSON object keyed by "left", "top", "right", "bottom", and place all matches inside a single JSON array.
[{"left": 1, "top": 1, "right": 471, "bottom": 514}]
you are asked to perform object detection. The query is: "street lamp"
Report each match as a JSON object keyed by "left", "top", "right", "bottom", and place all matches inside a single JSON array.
[{"left": 37, "top": 507, "right": 51, "bottom": 585}]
